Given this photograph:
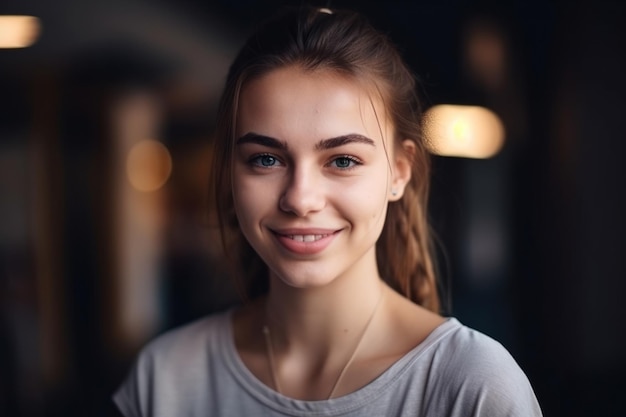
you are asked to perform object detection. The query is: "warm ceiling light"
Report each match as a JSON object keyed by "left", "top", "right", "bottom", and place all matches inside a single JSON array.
[
  {"left": 423, "top": 105, "right": 505, "bottom": 159},
  {"left": 0, "top": 15, "right": 40, "bottom": 48},
  {"left": 126, "top": 140, "right": 172, "bottom": 192}
]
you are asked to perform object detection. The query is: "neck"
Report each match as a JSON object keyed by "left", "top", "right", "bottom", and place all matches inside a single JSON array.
[
  {"left": 263, "top": 271, "right": 386, "bottom": 399},
  {"left": 264, "top": 264, "right": 384, "bottom": 354}
]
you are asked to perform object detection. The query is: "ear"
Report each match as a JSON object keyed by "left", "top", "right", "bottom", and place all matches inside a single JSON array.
[{"left": 389, "top": 139, "right": 414, "bottom": 201}]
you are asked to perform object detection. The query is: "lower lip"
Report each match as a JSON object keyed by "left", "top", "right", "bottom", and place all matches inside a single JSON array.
[{"left": 273, "top": 231, "right": 339, "bottom": 255}]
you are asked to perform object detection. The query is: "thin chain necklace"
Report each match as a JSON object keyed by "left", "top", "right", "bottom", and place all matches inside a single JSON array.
[{"left": 262, "top": 285, "right": 385, "bottom": 400}]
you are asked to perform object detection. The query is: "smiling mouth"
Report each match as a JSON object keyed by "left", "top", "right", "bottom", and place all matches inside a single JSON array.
[
  {"left": 285, "top": 234, "right": 331, "bottom": 242},
  {"left": 272, "top": 229, "right": 339, "bottom": 255}
]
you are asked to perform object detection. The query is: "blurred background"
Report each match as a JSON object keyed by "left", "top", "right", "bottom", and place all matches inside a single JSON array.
[{"left": 1, "top": 0, "right": 624, "bottom": 416}]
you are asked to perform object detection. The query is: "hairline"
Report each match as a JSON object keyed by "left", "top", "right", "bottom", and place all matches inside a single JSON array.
[{"left": 230, "top": 63, "right": 400, "bottom": 154}]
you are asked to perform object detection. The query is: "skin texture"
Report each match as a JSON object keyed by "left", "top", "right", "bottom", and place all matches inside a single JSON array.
[
  {"left": 231, "top": 66, "right": 444, "bottom": 400},
  {"left": 233, "top": 67, "right": 406, "bottom": 290}
]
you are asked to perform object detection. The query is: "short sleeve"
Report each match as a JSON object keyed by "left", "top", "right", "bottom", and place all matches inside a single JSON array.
[
  {"left": 113, "top": 351, "right": 150, "bottom": 417},
  {"left": 429, "top": 326, "right": 543, "bottom": 416}
]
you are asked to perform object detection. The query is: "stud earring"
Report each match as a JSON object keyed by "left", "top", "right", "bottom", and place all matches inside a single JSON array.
[{"left": 391, "top": 189, "right": 398, "bottom": 196}]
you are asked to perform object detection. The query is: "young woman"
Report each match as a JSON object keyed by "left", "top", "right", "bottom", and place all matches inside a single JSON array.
[{"left": 113, "top": 6, "right": 542, "bottom": 416}]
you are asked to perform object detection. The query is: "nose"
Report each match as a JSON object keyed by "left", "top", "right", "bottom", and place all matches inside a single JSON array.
[{"left": 278, "top": 165, "right": 326, "bottom": 217}]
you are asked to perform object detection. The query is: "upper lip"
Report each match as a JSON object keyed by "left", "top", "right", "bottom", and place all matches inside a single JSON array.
[{"left": 270, "top": 227, "right": 340, "bottom": 236}]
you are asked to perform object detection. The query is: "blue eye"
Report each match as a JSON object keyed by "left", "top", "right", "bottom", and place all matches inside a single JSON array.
[
  {"left": 330, "top": 156, "right": 360, "bottom": 169},
  {"left": 251, "top": 154, "right": 280, "bottom": 167}
]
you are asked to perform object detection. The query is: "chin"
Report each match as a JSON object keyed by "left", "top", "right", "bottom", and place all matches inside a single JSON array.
[{"left": 271, "top": 267, "right": 340, "bottom": 290}]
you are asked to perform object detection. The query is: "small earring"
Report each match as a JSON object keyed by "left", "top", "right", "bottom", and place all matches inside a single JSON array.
[{"left": 391, "top": 189, "right": 398, "bottom": 196}]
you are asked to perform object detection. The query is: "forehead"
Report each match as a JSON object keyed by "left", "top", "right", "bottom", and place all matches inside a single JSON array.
[{"left": 236, "top": 67, "right": 392, "bottom": 143}]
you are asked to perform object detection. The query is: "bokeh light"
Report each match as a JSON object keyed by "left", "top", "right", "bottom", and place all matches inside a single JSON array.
[
  {"left": 423, "top": 104, "right": 505, "bottom": 159},
  {"left": 0, "top": 15, "right": 41, "bottom": 48},
  {"left": 126, "top": 140, "right": 172, "bottom": 192}
]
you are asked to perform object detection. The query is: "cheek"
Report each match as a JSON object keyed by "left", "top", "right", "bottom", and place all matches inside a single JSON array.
[
  {"left": 334, "top": 173, "right": 389, "bottom": 224},
  {"left": 232, "top": 173, "right": 265, "bottom": 223},
  {"left": 232, "top": 171, "right": 287, "bottom": 237}
]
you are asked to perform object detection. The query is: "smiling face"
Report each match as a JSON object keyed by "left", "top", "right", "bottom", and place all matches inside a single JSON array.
[{"left": 232, "top": 66, "right": 411, "bottom": 290}]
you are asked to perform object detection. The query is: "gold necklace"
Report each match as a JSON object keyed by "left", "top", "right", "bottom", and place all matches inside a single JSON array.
[{"left": 262, "top": 285, "right": 385, "bottom": 400}]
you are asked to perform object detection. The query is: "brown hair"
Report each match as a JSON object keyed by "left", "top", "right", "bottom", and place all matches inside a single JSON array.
[{"left": 210, "top": 6, "right": 440, "bottom": 312}]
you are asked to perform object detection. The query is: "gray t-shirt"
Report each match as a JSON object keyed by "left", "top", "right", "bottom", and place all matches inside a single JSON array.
[{"left": 113, "top": 310, "right": 542, "bottom": 416}]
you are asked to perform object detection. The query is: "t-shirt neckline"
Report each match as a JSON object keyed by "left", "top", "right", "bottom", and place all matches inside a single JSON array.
[{"left": 219, "top": 309, "right": 460, "bottom": 416}]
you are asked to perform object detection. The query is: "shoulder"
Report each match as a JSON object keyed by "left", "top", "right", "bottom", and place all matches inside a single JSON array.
[
  {"left": 143, "top": 310, "right": 231, "bottom": 353},
  {"left": 113, "top": 310, "right": 234, "bottom": 416},
  {"left": 127, "top": 309, "right": 233, "bottom": 376},
  {"left": 423, "top": 319, "right": 543, "bottom": 416},
  {"left": 434, "top": 319, "right": 521, "bottom": 374}
]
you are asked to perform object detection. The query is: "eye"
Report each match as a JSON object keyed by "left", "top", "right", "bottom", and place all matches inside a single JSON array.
[
  {"left": 250, "top": 154, "right": 281, "bottom": 167},
  {"left": 329, "top": 155, "right": 361, "bottom": 169}
]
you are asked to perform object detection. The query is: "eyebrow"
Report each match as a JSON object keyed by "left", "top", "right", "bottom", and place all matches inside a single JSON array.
[
  {"left": 236, "top": 133, "right": 376, "bottom": 150},
  {"left": 236, "top": 133, "right": 288, "bottom": 149},
  {"left": 315, "top": 134, "right": 376, "bottom": 150}
]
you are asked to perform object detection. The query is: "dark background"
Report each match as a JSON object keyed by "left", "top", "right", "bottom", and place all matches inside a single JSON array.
[{"left": 1, "top": 0, "right": 625, "bottom": 416}]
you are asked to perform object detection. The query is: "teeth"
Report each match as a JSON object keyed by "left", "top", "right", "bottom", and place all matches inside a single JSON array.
[{"left": 289, "top": 234, "right": 326, "bottom": 242}]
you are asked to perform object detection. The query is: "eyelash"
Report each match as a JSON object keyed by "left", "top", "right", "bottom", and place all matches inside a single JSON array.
[
  {"left": 327, "top": 155, "right": 362, "bottom": 170},
  {"left": 249, "top": 153, "right": 282, "bottom": 168},
  {"left": 247, "top": 153, "right": 363, "bottom": 170}
]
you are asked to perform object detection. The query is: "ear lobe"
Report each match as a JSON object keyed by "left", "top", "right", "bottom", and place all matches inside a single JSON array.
[{"left": 389, "top": 139, "right": 415, "bottom": 201}]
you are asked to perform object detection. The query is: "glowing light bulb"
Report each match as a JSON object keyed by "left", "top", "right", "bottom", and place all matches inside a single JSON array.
[
  {"left": 0, "top": 15, "right": 40, "bottom": 48},
  {"left": 452, "top": 119, "right": 470, "bottom": 143},
  {"left": 423, "top": 105, "right": 505, "bottom": 159}
]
